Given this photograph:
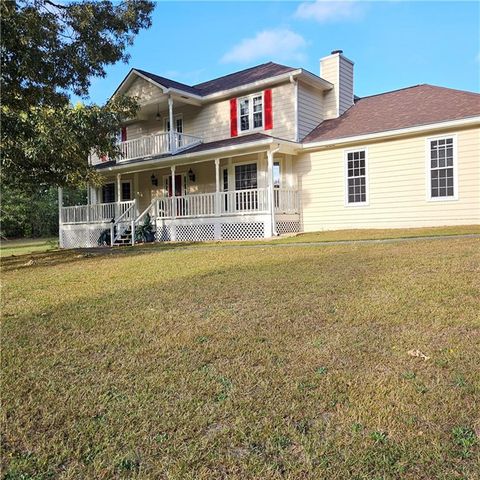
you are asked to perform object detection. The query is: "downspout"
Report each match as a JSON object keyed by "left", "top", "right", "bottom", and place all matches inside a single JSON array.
[{"left": 267, "top": 145, "right": 280, "bottom": 237}]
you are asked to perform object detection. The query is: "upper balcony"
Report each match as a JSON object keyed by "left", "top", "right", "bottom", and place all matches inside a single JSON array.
[{"left": 91, "top": 131, "right": 203, "bottom": 166}]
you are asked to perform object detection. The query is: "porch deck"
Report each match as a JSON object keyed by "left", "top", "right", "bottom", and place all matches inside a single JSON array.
[{"left": 59, "top": 189, "right": 301, "bottom": 248}]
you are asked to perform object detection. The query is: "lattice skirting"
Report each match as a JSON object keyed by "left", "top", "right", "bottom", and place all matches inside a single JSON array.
[
  {"left": 60, "top": 223, "right": 110, "bottom": 248},
  {"left": 220, "top": 222, "right": 264, "bottom": 240},
  {"left": 276, "top": 220, "right": 301, "bottom": 235},
  {"left": 156, "top": 218, "right": 268, "bottom": 242}
]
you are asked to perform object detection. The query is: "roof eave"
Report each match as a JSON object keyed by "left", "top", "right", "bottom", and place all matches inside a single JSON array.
[
  {"left": 98, "top": 137, "right": 300, "bottom": 173},
  {"left": 302, "top": 115, "right": 480, "bottom": 150}
]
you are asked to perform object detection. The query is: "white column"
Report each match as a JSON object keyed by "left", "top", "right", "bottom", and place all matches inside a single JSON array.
[
  {"left": 168, "top": 95, "right": 174, "bottom": 153},
  {"left": 116, "top": 173, "right": 121, "bottom": 219},
  {"left": 86, "top": 185, "right": 91, "bottom": 223},
  {"left": 267, "top": 150, "right": 277, "bottom": 237},
  {"left": 133, "top": 172, "right": 139, "bottom": 215},
  {"left": 215, "top": 158, "right": 220, "bottom": 216},
  {"left": 58, "top": 187, "right": 63, "bottom": 247},
  {"left": 171, "top": 165, "right": 176, "bottom": 219}
]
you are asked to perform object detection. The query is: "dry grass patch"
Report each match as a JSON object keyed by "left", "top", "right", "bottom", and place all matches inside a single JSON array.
[{"left": 2, "top": 237, "right": 480, "bottom": 479}]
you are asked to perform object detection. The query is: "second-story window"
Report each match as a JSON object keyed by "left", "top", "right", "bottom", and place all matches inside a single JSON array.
[{"left": 238, "top": 93, "right": 263, "bottom": 132}]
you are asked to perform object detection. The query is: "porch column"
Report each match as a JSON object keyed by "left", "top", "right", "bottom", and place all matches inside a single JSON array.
[
  {"left": 171, "top": 165, "right": 176, "bottom": 219},
  {"left": 267, "top": 150, "right": 277, "bottom": 237},
  {"left": 116, "top": 173, "right": 121, "bottom": 219},
  {"left": 215, "top": 158, "right": 220, "bottom": 216},
  {"left": 58, "top": 187, "right": 63, "bottom": 247},
  {"left": 168, "top": 95, "right": 174, "bottom": 153},
  {"left": 86, "top": 185, "right": 91, "bottom": 223}
]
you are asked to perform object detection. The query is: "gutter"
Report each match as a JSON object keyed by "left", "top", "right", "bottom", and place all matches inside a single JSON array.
[{"left": 302, "top": 116, "right": 480, "bottom": 151}]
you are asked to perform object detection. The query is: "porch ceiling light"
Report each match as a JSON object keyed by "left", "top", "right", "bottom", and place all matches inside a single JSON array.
[
  {"left": 151, "top": 174, "right": 158, "bottom": 186},
  {"left": 188, "top": 168, "right": 196, "bottom": 182}
]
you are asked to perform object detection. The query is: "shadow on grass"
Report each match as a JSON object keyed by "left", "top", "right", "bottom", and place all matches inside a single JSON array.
[
  {"left": 3, "top": 242, "right": 479, "bottom": 479},
  {"left": 0, "top": 241, "right": 199, "bottom": 272}
]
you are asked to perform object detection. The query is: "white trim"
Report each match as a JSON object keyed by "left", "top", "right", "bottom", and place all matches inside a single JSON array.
[
  {"left": 344, "top": 147, "right": 369, "bottom": 207},
  {"left": 303, "top": 116, "right": 480, "bottom": 150},
  {"left": 425, "top": 133, "right": 458, "bottom": 202},
  {"left": 237, "top": 92, "right": 265, "bottom": 135}
]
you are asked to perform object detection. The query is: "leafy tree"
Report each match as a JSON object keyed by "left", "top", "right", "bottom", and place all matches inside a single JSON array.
[
  {"left": 1, "top": 0, "right": 155, "bottom": 190},
  {"left": 1, "top": 184, "right": 86, "bottom": 238}
]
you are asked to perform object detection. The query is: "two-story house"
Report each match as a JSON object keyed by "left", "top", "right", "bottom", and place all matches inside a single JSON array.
[{"left": 59, "top": 50, "right": 480, "bottom": 248}]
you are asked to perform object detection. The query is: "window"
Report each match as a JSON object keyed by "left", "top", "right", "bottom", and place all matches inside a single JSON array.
[
  {"left": 102, "top": 183, "right": 115, "bottom": 203},
  {"left": 429, "top": 136, "right": 456, "bottom": 199},
  {"left": 238, "top": 93, "right": 263, "bottom": 132},
  {"left": 121, "top": 181, "right": 132, "bottom": 201},
  {"left": 346, "top": 149, "right": 367, "bottom": 204},
  {"left": 273, "top": 162, "right": 281, "bottom": 188},
  {"left": 235, "top": 163, "right": 257, "bottom": 190}
]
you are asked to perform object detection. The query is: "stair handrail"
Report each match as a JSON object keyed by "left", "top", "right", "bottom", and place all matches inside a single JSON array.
[{"left": 110, "top": 200, "right": 136, "bottom": 246}]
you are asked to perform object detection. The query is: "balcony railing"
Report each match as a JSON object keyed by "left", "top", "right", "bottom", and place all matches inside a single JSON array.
[{"left": 91, "top": 131, "right": 202, "bottom": 165}]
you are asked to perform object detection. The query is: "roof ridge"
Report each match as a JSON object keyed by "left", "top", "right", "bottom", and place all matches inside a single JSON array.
[
  {"left": 193, "top": 61, "right": 286, "bottom": 88},
  {"left": 134, "top": 68, "right": 196, "bottom": 89},
  {"left": 357, "top": 84, "right": 425, "bottom": 100},
  {"left": 358, "top": 83, "right": 480, "bottom": 101}
]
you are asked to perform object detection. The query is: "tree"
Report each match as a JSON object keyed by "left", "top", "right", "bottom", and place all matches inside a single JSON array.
[{"left": 1, "top": 0, "right": 155, "bottom": 190}]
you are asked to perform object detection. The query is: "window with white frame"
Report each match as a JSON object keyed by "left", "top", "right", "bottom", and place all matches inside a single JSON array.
[
  {"left": 429, "top": 137, "right": 455, "bottom": 199},
  {"left": 238, "top": 93, "right": 263, "bottom": 132},
  {"left": 346, "top": 150, "right": 367, "bottom": 204}
]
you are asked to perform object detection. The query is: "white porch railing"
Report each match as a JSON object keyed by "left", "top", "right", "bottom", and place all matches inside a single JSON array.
[
  {"left": 274, "top": 188, "right": 301, "bottom": 214},
  {"left": 91, "top": 131, "right": 202, "bottom": 165},
  {"left": 60, "top": 200, "right": 135, "bottom": 224},
  {"left": 60, "top": 189, "right": 299, "bottom": 225}
]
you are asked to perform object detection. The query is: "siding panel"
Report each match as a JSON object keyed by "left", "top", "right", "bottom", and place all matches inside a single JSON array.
[{"left": 296, "top": 127, "right": 480, "bottom": 230}]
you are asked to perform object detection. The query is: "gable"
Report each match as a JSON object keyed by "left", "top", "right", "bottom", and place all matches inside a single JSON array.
[{"left": 123, "top": 76, "right": 164, "bottom": 104}]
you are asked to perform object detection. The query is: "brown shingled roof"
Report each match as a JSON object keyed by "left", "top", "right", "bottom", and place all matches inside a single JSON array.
[
  {"left": 193, "top": 62, "right": 296, "bottom": 96},
  {"left": 136, "top": 62, "right": 297, "bottom": 97},
  {"left": 303, "top": 84, "right": 480, "bottom": 143}
]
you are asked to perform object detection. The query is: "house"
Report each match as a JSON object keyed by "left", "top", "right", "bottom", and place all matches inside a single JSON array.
[{"left": 59, "top": 50, "right": 480, "bottom": 248}]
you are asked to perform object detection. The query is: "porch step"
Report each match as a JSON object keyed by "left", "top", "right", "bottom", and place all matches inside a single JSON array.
[{"left": 113, "top": 229, "right": 133, "bottom": 247}]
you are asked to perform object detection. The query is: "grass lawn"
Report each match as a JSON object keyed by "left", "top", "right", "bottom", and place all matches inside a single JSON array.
[
  {"left": 2, "top": 233, "right": 479, "bottom": 479},
  {"left": 0, "top": 237, "right": 58, "bottom": 257}
]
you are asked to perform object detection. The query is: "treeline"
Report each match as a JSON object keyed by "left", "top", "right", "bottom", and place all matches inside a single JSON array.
[{"left": 1, "top": 186, "right": 86, "bottom": 239}]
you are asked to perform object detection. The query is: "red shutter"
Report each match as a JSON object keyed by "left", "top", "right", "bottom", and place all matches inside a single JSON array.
[
  {"left": 230, "top": 98, "right": 238, "bottom": 137},
  {"left": 121, "top": 127, "right": 127, "bottom": 142},
  {"left": 264, "top": 89, "right": 273, "bottom": 130}
]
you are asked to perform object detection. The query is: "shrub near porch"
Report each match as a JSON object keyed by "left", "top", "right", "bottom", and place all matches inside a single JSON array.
[{"left": 2, "top": 236, "right": 479, "bottom": 478}]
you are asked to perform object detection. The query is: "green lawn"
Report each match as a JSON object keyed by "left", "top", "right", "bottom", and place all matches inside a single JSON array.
[
  {"left": 2, "top": 232, "right": 479, "bottom": 479},
  {"left": 0, "top": 237, "right": 58, "bottom": 257}
]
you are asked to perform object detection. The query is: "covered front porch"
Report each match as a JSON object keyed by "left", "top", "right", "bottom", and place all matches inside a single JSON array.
[{"left": 59, "top": 146, "right": 301, "bottom": 248}]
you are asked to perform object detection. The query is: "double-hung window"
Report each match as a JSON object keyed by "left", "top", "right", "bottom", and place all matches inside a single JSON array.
[
  {"left": 428, "top": 136, "right": 456, "bottom": 200},
  {"left": 345, "top": 149, "right": 368, "bottom": 205},
  {"left": 238, "top": 93, "right": 263, "bottom": 132}
]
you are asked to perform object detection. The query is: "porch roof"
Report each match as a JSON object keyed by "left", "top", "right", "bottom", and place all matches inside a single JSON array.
[{"left": 94, "top": 133, "right": 299, "bottom": 171}]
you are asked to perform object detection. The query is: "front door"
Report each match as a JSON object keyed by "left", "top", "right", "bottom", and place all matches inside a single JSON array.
[{"left": 167, "top": 174, "right": 183, "bottom": 197}]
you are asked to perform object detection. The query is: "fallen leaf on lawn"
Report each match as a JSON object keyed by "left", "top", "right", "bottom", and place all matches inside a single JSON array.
[{"left": 407, "top": 349, "right": 430, "bottom": 360}]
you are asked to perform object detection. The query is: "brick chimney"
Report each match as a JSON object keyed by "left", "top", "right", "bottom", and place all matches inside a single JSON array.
[{"left": 320, "top": 50, "right": 354, "bottom": 119}]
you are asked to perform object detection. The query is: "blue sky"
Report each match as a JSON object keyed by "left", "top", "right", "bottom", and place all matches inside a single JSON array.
[{"left": 84, "top": 1, "right": 479, "bottom": 104}]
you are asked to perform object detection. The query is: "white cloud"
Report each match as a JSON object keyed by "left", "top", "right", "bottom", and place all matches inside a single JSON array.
[
  {"left": 294, "top": 0, "right": 362, "bottom": 23},
  {"left": 221, "top": 28, "right": 307, "bottom": 64}
]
